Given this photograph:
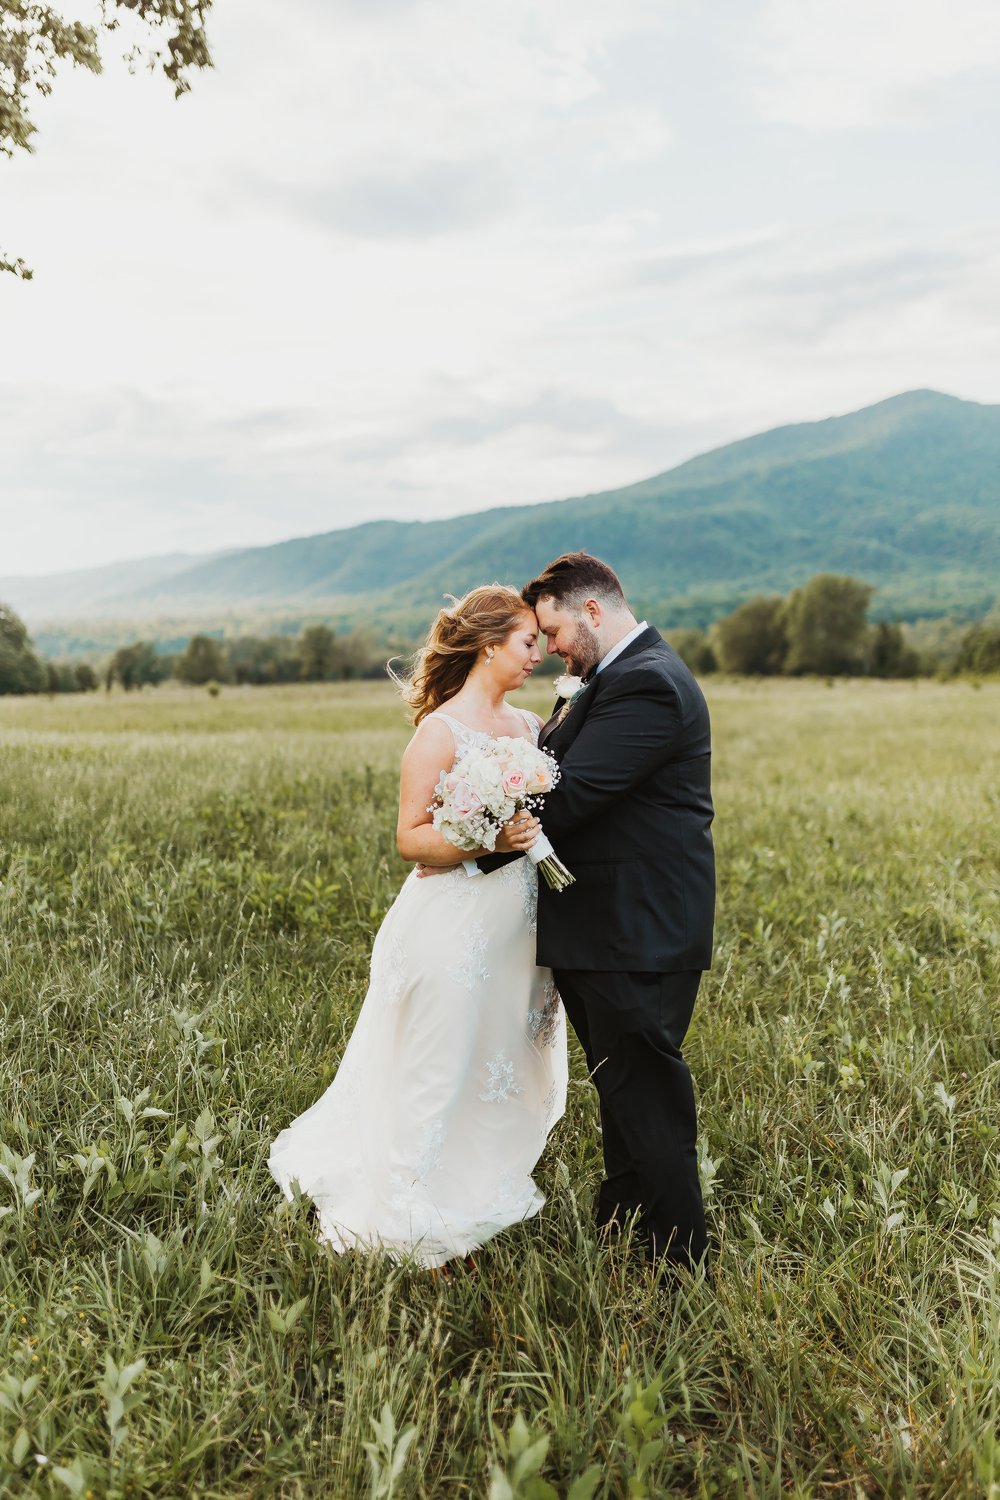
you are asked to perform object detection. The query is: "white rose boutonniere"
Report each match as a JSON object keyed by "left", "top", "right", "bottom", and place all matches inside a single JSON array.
[{"left": 554, "top": 673, "right": 585, "bottom": 702}]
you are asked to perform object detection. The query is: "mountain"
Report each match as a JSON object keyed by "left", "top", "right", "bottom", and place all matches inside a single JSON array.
[
  {"left": 9, "top": 390, "right": 999, "bottom": 650},
  {"left": 0, "top": 550, "right": 231, "bottom": 618}
]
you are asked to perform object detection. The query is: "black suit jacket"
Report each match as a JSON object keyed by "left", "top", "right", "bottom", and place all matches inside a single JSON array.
[{"left": 479, "top": 626, "right": 715, "bottom": 973}]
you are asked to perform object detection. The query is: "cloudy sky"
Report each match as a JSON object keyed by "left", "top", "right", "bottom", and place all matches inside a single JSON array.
[{"left": 3, "top": 0, "right": 999, "bottom": 576}]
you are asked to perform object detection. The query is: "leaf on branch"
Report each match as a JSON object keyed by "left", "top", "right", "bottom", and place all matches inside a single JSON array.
[{"left": 2, "top": 0, "right": 214, "bottom": 273}]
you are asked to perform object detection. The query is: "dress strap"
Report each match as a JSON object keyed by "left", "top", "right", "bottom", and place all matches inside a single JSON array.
[
  {"left": 517, "top": 707, "right": 541, "bottom": 743},
  {"left": 426, "top": 711, "right": 487, "bottom": 750},
  {"left": 429, "top": 710, "right": 479, "bottom": 734}
]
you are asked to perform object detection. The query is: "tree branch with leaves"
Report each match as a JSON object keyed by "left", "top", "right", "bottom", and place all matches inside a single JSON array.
[{"left": 1, "top": 0, "right": 213, "bottom": 274}]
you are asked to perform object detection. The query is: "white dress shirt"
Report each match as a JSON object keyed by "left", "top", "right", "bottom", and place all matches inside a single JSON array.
[{"left": 595, "top": 620, "right": 648, "bottom": 675}]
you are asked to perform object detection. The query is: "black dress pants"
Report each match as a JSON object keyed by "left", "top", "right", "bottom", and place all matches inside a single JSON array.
[{"left": 553, "top": 967, "right": 707, "bottom": 1268}]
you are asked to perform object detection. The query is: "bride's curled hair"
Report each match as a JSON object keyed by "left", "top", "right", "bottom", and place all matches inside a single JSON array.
[{"left": 390, "top": 584, "right": 530, "bottom": 724}]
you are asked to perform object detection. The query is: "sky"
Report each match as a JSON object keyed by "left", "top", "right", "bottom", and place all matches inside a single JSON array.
[{"left": 2, "top": 0, "right": 999, "bottom": 577}]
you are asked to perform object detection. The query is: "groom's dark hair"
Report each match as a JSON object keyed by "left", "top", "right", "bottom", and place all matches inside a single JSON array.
[{"left": 522, "top": 551, "right": 628, "bottom": 611}]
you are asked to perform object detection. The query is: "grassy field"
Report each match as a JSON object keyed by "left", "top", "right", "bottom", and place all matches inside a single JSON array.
[{"left": 1, "top": 678, "right": 998, "bottom": 1498}]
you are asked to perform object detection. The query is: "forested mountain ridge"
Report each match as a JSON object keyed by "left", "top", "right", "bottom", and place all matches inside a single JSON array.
[{"left": 6, "top": 389, "right": 998, "bottom": 643}]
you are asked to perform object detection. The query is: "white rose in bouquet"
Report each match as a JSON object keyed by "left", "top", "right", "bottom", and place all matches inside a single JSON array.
[{"left": 429, "top": 737, "right": 575, "bottom": 890}]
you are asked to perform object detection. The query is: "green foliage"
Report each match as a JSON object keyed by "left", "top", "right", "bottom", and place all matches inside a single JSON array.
[
  {"left": 615, "top": 1373, "right": 673, "bottom": 1498},
  {"left": 0, "top": 599, "right": 45, "bottom": 693},
  {"left": 903, "top": 614, "right": 970, "bottom": 672},
  {"left": 869, "top": 620, "right": 921, "bottom": 678},
  {"left": 227, "top": 632, "right": 300, "bottom": 685},
  {"left": 175, "top": 631, "right": 226, "bottom": 685},
  {"left": 489, "top": 1409, "right": 601, "bottom": 1499},
  {"left": 6, "top": 391, "right": 999, "bottom": 630},
  {"left": 712, "top": 594, "right": 788, "bottom": 674},
  {"left": 0, "top": 678, "right": 998, "bottom": 1495},
  {"left": 363, "top": 1402, "right": 417, "bottom": 1499},
  {"left": 299, "top": 623, "right": 337, "bottom": 681},
  {"left": 783, "top": 573, "right": 874, "bottom": 676},
  {"left": 955, "top": 621, "right": 1000, "bottom": 675},
  {"left": 0, "top": 251, "right": 32, "bottom": 277},
  {"left": 100, "top": 1354, "right": 146, "bottom": 1454},
  {"left": 709, "top": 579, "right": 959, "bottom": 679},
  {"left": 106, "top": 639, "right": 169, "bottom": 690},
  {"left": 2, "top": 0, "right": 213, "bottom": 274},
  {"left": 0, "top": 2, "right": 101, "bottom": 161},
  {"left": 664, "top": 627, "right": 716, "bottom": 675},
  {"left": 181, "top": 625, "right": 385, "bottom": 688}
]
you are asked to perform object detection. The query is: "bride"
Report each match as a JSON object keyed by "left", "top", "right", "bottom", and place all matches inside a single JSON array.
[{"left": 268, "top": 585, "right": 568, "bottom": 1269}]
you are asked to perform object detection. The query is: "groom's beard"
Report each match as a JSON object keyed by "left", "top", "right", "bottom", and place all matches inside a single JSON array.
[{"left": 563, "top": 622, "right": 601, "bottom": 679}]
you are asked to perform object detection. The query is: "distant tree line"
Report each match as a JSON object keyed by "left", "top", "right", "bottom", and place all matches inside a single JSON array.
[
  {"left": 667, "top": 574, "right": 1000, "bottom": 679},
  {"left": 0, "top": 605, "right": 389, "bottom": 696},
  {"left": 3, "top": 587, "right": 1000, "bottom": 696},
  {"left": 105, "top": 623, "right": 388, "bottom": 690},
  {"left": 0, "top": 604, "right": 98, "bottom": 694}
]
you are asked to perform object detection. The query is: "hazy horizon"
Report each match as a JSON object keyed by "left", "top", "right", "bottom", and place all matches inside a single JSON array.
[{"left": 3, "top": 382, "right": 986, "bottom": 584}]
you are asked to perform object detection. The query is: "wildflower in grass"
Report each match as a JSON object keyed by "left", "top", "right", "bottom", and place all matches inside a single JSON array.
[{"left": 838, "top": 1061, "right": 861, "bottom": 1089}]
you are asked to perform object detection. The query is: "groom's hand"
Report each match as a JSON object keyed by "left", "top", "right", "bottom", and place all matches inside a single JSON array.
[{"left": 415, "top": 811, "right": 539, "bottom": 877}]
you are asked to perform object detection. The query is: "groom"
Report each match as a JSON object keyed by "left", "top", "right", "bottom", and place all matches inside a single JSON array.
[{"left": 480, "top": 552, "right": 715, "bottom": 1269}]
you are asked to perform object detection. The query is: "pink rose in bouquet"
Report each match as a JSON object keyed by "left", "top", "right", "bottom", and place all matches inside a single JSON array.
[
  {"left": 429, "top": 735, "right": 574, "bottom": 890},
  {"left": 501, "top": 766, "right": 527, "bottom": 797},
  {"left": 449, "top": 779, "right": 483, "bottom": 819}
]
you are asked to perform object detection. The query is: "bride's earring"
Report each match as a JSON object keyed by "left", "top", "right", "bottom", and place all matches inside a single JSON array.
[{"left": 485, "top": 649, "right": 495, "bottom": 665}]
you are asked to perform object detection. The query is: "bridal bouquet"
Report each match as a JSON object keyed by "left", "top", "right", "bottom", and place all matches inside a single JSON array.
[{"left": 429, "top": 737, "right": 575, "bottom": 891}]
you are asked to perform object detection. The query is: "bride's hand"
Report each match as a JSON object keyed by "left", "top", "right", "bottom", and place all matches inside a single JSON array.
[
  {"left": 495, "top": 811, "right": 540, "bottom": 854},
  {"left": 415, "top": 811, "right": 539, "bottom": 875}
]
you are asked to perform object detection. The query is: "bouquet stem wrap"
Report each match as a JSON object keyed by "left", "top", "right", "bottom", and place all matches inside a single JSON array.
[{"left": 526, "top": 830, "right": 575, "bottom": 891}]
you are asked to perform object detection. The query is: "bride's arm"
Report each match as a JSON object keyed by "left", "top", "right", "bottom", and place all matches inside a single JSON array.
[
  {"left": 396, "top": 719, "right": 468, "bottom": 866},
  {"left": 396, "top": 719, "right": 538, "bottom": 866}
]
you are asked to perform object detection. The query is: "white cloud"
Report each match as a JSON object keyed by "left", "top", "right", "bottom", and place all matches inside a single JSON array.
[
  {"left": 756, "top": 0, "right": 1000, "bottom": 129},
  {"left": 1, "top": 0, "right": 998, "bottom": 576}
]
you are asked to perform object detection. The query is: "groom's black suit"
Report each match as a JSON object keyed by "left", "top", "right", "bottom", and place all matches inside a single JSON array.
[{"left": 478, "top": 626, "right": 714, "bottom": 1266}]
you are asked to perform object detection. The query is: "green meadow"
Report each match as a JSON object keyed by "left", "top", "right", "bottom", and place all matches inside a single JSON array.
[{"left": 1, "top": 678, "right": 998, "bottom": 1498}]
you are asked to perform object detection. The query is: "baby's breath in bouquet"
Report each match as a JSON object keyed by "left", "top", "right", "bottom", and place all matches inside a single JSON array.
[{"left": 429, "top": 737, "right": 575, "bottom": 891}]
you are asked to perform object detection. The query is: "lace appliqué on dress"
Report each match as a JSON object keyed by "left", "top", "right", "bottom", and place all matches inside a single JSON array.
[
  {"left": 527, "top": 978, "right": 562, "bottom": 1048},
  {"left": 373, "top": 930, "right": 407, "bottom": 1007},
  {"left": 498, "top": 856, "right": 537, "bottom": 934},
  {"left": 447, "top": 918, "right": 490, "bottom": 991},
  {"left": 493, "top": 1167, "right": 530, "bottom": 1211},
  {"left": 480, "top": 1050, "right": 523, "bottom": 1104},
  {"left": 387, "top": 1118, "right": 447, "bottom": 1211},
  {"left": 415, "top": 1116, "right": 446, "bottom": 1178},
  {"left": 542, "top": 1080, "right": 561, "bottom": 1129}
]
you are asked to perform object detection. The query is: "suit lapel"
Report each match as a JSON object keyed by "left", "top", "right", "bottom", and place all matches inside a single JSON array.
[
  {"left": 540, "top": 676, "right": 598, "bottom": 751},
  {"left": 538, "top": 628, "right": 662, "bottom": 752},
  {"left": 538, "top": 701, "right": 561, "bottom": 750}
]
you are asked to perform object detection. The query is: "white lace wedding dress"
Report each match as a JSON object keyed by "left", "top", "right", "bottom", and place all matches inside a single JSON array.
[{"left": 268, "top": 709, "right": 568, "bottom": 1268}]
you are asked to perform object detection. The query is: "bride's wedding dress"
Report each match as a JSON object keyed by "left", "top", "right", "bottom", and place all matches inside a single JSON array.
[{"left": 268, "top": 709, "right": 568, "bottom": 1268}]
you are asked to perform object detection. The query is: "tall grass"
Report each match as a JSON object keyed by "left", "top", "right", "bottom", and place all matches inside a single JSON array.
[{"left": 1, "top": 679, "right": 998, "bottom": 1497}]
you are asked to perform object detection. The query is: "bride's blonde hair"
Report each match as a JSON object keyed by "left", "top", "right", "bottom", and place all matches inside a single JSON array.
[{"left": 390, "top": 584, "right": 532, "bottom": 724}]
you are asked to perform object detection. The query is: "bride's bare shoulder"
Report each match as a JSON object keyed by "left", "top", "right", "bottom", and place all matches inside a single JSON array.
[{"left": 403, "top": 713, "right": 455, "bottom": 754}]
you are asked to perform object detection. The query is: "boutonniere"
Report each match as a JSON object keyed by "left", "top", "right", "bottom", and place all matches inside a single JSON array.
[
  {"left": 554, "top": 674, "right": 586, "bottom": 703},
  {"left": 553, "top": 673, "right": 588, "bottom": 725}
]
